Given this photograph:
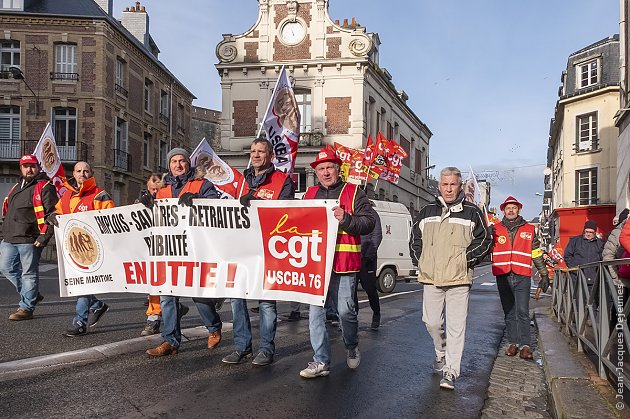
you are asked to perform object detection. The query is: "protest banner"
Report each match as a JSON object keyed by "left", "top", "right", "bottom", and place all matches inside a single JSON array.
[
  {"left": 33, "top": 122, "right": 66, "bottom": 197},
  {"left": 55, "top": 199, "right": 339, "bottom": 306},
  {"left": 190, "top": 138, "right": 248, "bottom": 199},
  {"left": 262, "top": 66, "right": 300, "bottom": 176}
]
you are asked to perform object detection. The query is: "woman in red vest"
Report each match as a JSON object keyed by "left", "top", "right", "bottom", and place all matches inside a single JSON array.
[{"left": 492, "top": 196, "right": 548, "bottom": 360}]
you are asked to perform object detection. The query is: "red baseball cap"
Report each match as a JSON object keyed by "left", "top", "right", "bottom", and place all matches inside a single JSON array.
[
  {"left": 310, "top": 146, "right": 343, "bottom": 168},
  {"left": 19, "top": 154, "right": 39, "bottom": 166},
  {"left": 500, "top": 195, "right": 523, "bottom": 211}
]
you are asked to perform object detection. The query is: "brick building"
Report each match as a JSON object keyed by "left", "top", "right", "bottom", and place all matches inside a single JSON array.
[
  {"left": 215, "top": 0, "right": 433, "bottom": 211},
  {"left": 0, "top": 0, "right": 194, "bottom": 205}
]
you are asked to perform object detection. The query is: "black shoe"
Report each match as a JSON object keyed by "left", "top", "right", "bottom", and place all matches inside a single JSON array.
[
  {"left": 222, "top": 350, "right": 253, "bottom": 364},
  {"left": 288, "top": 311, "right": 301, "bottom": 321},
  {"left": 35, "top": 293, "right": 44, "bottom": 304},
  {"left": 89, "top": 303, "right": 109, "bottom": 327},
  {"left": 64, "top": 324, "right": 87, "bottom": 337},
  {"left": 178, "top": 303, "right": 190, "bottom": 320},
  {"left": 371, "top": 313, "right": 381, "bottom": 330},
  {"left": 250, "top": 307, "right": 259, "bottom": 314},
  {"left": 214, "top": 299, "right": 225, "bottom": 311},
  {"left": 252, "top": 350, "right": 274, "bottom": 366}
]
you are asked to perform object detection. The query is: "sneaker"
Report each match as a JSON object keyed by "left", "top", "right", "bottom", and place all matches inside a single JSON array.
[
  {"left": 178, "top": 303, "right": 189, "bottom": 320},
  {"left": 300, "top": 361, "right": 330, "bottom": 378},
  {"left": 65, "top": 321, "right": 87, "bottom": 337},
  {"left": 89, "top": 303, "right": 109, "bottom": 327},
  {"left": 141, "top": 320, "right": 161, "bottom": 336},
  {"left": 252, "top": 350, "right": 274, "bottom": 366},
  {"left": 8, "top": 309, "right": 33, "bottom": 321},
  {"left": 146, "top": 341, "right": 177, "bottom": 357},
  {"left": 288, "top": 310, "right": 301, "bottom": 321},
  {"left": 440, "top": 370, "right": 456, "bottom": 390},
  {"left": 347, "top": 347, "right": 361, "bottom": 369},
  {"left": 207, "top": 330, "right": 222, "bottom": 349},
  {"left": 370, "top": 313, "right": 381, "bottom": 330},
  {"left": 433, "top": 356, "right": 446, "bottom": 374},
  {"left": 222, "top": 350, "right": 252, "bottom": 364}
]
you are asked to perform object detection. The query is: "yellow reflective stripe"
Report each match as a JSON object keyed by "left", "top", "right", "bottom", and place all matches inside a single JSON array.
[
  {"left": 335, "top": 244, "right": 361, "bottom": 252},
  {"left": 532, "top": 248, "right": 543, "bottom": 258},
  {"left": 34, "top": 206, "right": 44, "bottom": 212}
]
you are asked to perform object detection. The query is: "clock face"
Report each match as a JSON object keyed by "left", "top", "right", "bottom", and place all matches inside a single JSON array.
[{"left": 281, "top": 21, "right": 305, "bottom": 45}]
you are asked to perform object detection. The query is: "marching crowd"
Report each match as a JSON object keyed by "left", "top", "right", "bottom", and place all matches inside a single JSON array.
[{"left": 2, "top": 138, "right": 629, "bottom": 390}]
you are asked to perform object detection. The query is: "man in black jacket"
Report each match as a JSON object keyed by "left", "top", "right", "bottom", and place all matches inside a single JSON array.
[
  {"left": 564, "top": 220, "right": 605, "bottom": 288},
  {"left": 354, "top": 208, "right": 382, "bottom": 330},
  {"left": 0, "top": 154, "right": 58, "bottom": 320}
]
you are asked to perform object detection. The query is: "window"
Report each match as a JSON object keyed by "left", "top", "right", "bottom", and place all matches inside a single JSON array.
[
  {"left": 576, "top": 112, "right": 598, "bottom": 152},
  {"left": 1, "top": 0, "right": 23, "bottom": 10},
  {"left": 0, "top": 106, "right": 20, "bottom": 146},
  {"left": 0, "top": 40, "right": 20, "bottom": 78},
  {"left": 159, "top": 140, "right": 168, "bottom": 171},
  {"left": 160, "top": 90, "right": 169, "bottom": 122},
  {"left": 576, "top": 168, "right": 597, "bottom": 205},
  {"left": 578, "top": 60, "right": 598, "bottom": 88},
  {"left": 400, "top": 135, "right": 410, "bottom": 167},
  {"left": 376, "top": 111, "right": 380, "bottom": 134},
  {"left": 114, "top": 118, "right": 129, "bottom": 171},
  {"left": 295, "top": 90, "right": 311, "bottom": 132},
  {"left": 177, "top": 103, "right": 185, "bottom": 132},
  {"left": 115, "top": 58, "right": 127, "bottom": 96},
  {"left": 415, "top": 148, "right": 422, "bottom": 173},
  {"left": 144, "top": 79, "right": 152, "bottom": 113},
  {"left": 143, "top": 132, "right": 151, "bottom": 168},
  {"left": 52, "top": 108, "right": 76, "bottom": 147},
  {"left": 387, "top": 122, "right": 393, "bottom": 140},
  {"left": 53, "top": 44, "right": 77, "bottom": 80}
]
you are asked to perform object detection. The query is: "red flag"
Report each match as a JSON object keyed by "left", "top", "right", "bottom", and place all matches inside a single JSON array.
[
  {"left": 346, "top": 149, "right": 367, "bottom": 184},
  {"left": 333, "top": 142, "right": 357, "bottom": 165},
  {"left": 380, "top": 140, "right": 408, "bottom": 184}
]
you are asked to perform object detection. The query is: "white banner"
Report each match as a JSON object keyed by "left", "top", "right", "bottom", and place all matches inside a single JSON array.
[
  {"left": 55, "top": 199, "right": 339, "bottom": 306},
  {"left": 263, "top": 66, "right": 300, "bottom": 176}
]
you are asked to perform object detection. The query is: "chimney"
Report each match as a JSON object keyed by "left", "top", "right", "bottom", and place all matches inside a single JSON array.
[
  {"left": 351, "top": 17, "right": 356, "bottom": 26},
  {"left": 343, "top": 18, "right": 348, "bottom": 27},
  {"left": 121, "top": 2, "right": 150, "bottom": 48},
  {"left": 334, "top": 19, "right": 339, "bottom": 25},
  {"left": 95, "top": 0, "right": 113, "bottom": 16}
]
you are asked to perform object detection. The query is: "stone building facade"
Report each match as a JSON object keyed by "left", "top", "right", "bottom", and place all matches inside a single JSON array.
[
  {"left": 0, "top": 0, "right": 194, "bottom": 205},
  {"left": 191, "top": 106, "right": 222, "bottom": 151},
  {"left": 214, "top": 0, "right": 433, "bottom": 211}
]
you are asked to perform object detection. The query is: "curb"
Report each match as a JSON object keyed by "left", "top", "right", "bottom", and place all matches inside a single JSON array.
[
  {"left": 0, "top": 323, "right": 233, "bottom": 383},
  {"left": 534, "top": 307, "right": 620, "bottom": 418}
]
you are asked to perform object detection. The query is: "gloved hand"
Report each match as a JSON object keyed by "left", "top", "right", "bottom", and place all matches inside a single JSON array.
[
  {"left": 139, "top": 191, "right": 155, "bottom": 209},
  {"left": 45, "top": 213, "right": 59, "bottom": 227},
  {"left": 239, "top": 191, "right": 256, "bottom": 207},
  {"left": 539, "top": 275, "right": 550, "bottom": 293},
  {"left": 178, "top": 192, "right": 198, "bottom": 207}
]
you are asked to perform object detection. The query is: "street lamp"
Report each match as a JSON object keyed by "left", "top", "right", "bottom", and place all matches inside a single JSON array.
[
  {"left": 9, "top": 66, "right": 38, "bottom": 116},
  {"left": 535, "top": 192, "right": 543, "bottom": 196}
]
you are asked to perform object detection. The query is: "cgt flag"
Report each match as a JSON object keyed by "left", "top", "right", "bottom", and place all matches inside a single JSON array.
[
  {"left": 263, "top": 66, "right": 300, "bottom": 177},
  {"left": 33, "top": 122, "right": 66, "bottom": 197},
  {"left": 190, "top": 138, "right": 248, "bottom": 199}
]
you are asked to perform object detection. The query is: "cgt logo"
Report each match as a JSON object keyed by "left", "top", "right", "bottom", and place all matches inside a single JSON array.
[{"left": 258, "top": 207, "right": 328, "bottom": 295}]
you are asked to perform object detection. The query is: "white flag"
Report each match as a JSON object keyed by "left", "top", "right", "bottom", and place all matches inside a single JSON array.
[
  {"left": 464, "top": 166, "right": 481, "bottom": 205},
  {"left": 190, "top": 138, "right": 247, "bottom": 199},
  {"left": 262, "top": 66, "right": 300, "bottom": 176},
  {"left": 33, "top": 123, "right": 66, "bottom": 196}
]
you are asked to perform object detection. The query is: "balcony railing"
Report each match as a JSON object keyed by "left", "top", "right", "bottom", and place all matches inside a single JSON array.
[
  {"left": 159, "top": 113, "right": 170, "bottom": 125},
  {"left": 298, "top": 132, "right": 323, "bottom": 147},
  {"left": 115, "top": 83, "right": 128, "bottom": 97},
  {"left": 113, "top": 149, "right": 132, "bottom": 172},
  {"left": 0, "top": 140, "right": 87, "bottom": 162},
  {"left": 50, "top": 72, "right": 79, "bottom": 81}
]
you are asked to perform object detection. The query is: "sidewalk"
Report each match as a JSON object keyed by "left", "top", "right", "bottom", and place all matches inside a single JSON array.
[{"left": 482, "top": 296, "right": 624, "bottom": 418}]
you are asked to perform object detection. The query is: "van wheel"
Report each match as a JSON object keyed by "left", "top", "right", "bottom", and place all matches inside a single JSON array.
[{"left": 378, "top": 268, "right": 397, "bottom": 293}]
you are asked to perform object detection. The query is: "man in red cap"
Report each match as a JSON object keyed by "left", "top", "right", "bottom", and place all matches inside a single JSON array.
[
  {"left": 299, "top": 146, "right": 377, "bottom": 379},
  {"left": 0, "top": 154, "right": 58, "bottom": 320},
  {"left": 491, "top": 196, "right": 548, "bottom": 360}
]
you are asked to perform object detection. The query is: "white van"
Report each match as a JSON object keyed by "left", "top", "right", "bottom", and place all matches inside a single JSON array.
[{"left": 371, "top": 200, "right": 415, "bottom": 293}]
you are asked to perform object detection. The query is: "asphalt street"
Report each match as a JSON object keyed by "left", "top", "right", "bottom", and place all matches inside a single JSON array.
[{"left": 0, "top": 263, "right": 505, "bottom": 418}]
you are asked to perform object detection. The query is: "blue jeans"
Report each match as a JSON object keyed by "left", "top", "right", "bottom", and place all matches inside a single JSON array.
[
  {"left": 497, "top": 273, "right": 531, "bottom": 346},
  {"left": 160, "top": 296, "right": 221, "bottom": 349},
  {"left": 74, "top": 295, "right": 104, "bottom": 325},
  {"left": 231, "top": 299, "right": 277, "bottom": 354},
  {"left": 308, "top": 273, "right": 358, "bottom": 365},
  {"left": 0, "top": 240, "right": 43, "bottom": 311}
]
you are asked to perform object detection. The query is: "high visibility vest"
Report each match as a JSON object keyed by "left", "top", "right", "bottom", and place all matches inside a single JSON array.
[
  {"left": 60, "top": 185, "right": 101, "bottom": 214},
  {"left": 492, "top": 223, "right": 536, "bottom": 276},
  {"left": 252, "top": 171, "right": 289, "bottom": 200},
  {"left": 2, "top": 180, "right": 50, "bottom": 233},
  {"left": 304, "top": 182, "right": 362, "bottom": 273},
  {"left": 156, "top": 179, "right": 203, "bottom": 199}
]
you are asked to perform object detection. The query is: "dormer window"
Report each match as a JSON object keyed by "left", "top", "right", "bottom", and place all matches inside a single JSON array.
[{"left": 578, "top": 59, "right": 598, "bottom": 89}]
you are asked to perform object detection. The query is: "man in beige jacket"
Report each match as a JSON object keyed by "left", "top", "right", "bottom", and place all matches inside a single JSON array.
[{"left": 409, "top": 166, "right": 492, "bottom": 390}]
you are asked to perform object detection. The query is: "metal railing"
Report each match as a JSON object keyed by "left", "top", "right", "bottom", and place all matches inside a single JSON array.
[
  {"left": 115, "top": 83, "right": 128, "bottom": 97},
  {"left": 112, "top": 149, "right": 132, "bottom": 172},
  {"left": 50, "top": 72, "right": 79, "bottom": 81},
  {"left": 0, "top": 141, "right": 87, "bottom": 162},
  {"left": 552, "top": 259, "right": 630, "bottom": 392},
  {"left": 159, "top": 113, "right": 170, "bottom": 125}
]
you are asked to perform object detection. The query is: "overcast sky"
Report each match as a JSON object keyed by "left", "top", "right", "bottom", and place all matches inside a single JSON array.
[{"left": 119, "top": 0, "right": 619, "bottom": 219}]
